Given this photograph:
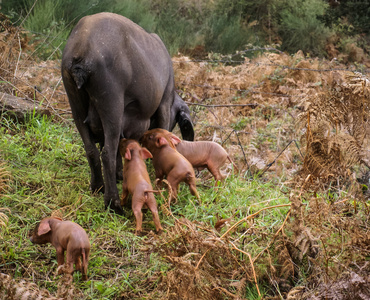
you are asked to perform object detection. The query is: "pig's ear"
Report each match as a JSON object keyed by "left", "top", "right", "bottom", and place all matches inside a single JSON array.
[
  {"left": 158, "top": 137, "right": 168, "bottom": 147},
  {"left": 141, "top": 148, "right": 153, "bottom": 160},
  {"left": 38, "top": 220, "right": 51, "bottom": 235},
  {"left": 124, "top": 148, "right": 132, "bottom": 160},
  {"left": 169, "top": 134, "right": 182, "bottom": 146}
]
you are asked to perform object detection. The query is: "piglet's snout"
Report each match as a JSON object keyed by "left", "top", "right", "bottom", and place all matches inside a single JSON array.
[{"left": 29, "top": 231, "right": 34, "bottom": 243}]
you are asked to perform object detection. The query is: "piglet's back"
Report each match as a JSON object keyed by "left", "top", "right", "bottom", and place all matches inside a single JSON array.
[{"left": 56, "top": 221, "right": 90, "bottom": 247}]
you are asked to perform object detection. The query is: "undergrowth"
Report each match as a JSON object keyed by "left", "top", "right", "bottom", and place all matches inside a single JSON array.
[
  {"left": 0, "top": 114, "right": 293, "bottom": 299},
  {"left": 1, "top": 108, "right": 367, "bottom": 299}
]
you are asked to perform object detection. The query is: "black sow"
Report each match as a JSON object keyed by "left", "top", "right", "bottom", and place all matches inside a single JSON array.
[{"left": 61, "top": 12, "right": 194, "bottom": 214}]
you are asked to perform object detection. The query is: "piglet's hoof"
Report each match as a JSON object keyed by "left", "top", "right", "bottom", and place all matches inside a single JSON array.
[{"left": 57, "top": 264, "right": 65, "bottom": 275}]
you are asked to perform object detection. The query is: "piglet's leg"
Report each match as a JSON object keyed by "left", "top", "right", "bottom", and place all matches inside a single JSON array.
[
  {"left": 132, "top": 195, "right": 143, "bottom": 234},
  {"left": 207, "top": 165, "right": 225, "bottom": 183},
  {"left": 165, "top": 176, "right": 180, "bottom": 205},
  {"left": 81, "top": 248, "right": 89, "bottom": 281},
  {"left": 65, "top": 250, "right": 75, "bottom": 276},
  {"left": 75, "top": 256, "right": 82, "bottom": 273},
  {"left": 185, "top": 175, "right": 199, "bottom": 199},
  {"left": 146, "top": 194, "right": 163, "bottom": 234},
  {"left": 121, "top": 184, "right": 129, "bottom": 207},
  {"left": 56, "top": 247, "right": 65, "bottom": 275},
  {"left": 189, "top": 182, "right": 199, "bottom": 199}
]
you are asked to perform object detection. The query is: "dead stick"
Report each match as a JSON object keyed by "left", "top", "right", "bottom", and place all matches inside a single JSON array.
[
  {"left": 212, "top": 286, "right": 237, "bottom": 298},
  {"left": 220, "top": 203, "right": 291, "bottom": 239},
  {"left": 194, "top": 248, "right": 211, "bottom": 271},
  {"left": 229, "top": 241, "right": 261, "bottom": 297},
  {"left": 186, "top": 102, "right": 260, "bottom": 108}
]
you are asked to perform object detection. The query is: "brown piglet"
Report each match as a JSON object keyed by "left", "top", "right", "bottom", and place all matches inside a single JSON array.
[
  {"left": 119, "top": 139, "right": 163, "bottom": 234},
  {"left": 30, "top": 217, "right": 90, "bottom": 280},
  {"left": 157, "top": 129, "right": 237, "bottom": 182},
  {"left": 141, "top": 129, "right": 199, "bottom": 203}
]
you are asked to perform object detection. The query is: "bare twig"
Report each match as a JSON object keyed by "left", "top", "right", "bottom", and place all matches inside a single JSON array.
[
  {"left": 229, "top": 241, "right": 261, "bottom": 297},
  {"left": 186, "top": 102, "right": 260, "bottom": 108}
]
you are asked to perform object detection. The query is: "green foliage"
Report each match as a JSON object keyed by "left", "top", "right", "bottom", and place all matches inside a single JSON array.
[
  {"left": 20, "top": 0, "right": 117, "bottom": 59},
  {"left": 322, "top": 0, "right": 370, "bottom": 35},
  {"left": 21, "top": 0, "right": 69, "bottom": 59},
  {"left": 3, "top": 0, "right": 368, "bottom": 65},
  {"left": 154, "top": 5, "right": 202, "bottom": 55},
  {"left": 278, "top": 0, "right": 331, "bottom": 56},
  {"left": 204, "top": 14, "right": 256, "bottom": 54},
  {"left": 245, "top": 282, "right": 267, "bottom": 299},
  {"left": 109, "top": 0, "right": 156, "bottom": 32}
]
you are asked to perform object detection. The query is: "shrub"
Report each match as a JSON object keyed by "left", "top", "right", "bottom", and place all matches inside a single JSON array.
[
  {"left": 278, "top": 0, "right": 332, "bottom": 56},
  {"left": 204, "top": 14, "right": 256, "bottom": 54},
  {"left": 110, "top": 0, "right": 156, "bottom": 32}
]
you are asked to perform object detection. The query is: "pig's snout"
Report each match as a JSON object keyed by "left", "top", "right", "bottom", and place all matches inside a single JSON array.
[{"left": 29, "top": 229, "right": 34, "bottom": 243}]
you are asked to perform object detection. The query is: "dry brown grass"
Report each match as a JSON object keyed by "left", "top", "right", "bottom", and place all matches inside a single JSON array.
[{"left": 0, "top": 14, "right": 68, "bottom": 116}]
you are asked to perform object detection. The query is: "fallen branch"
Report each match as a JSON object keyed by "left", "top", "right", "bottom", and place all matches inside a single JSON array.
[{"left": 0, "top": 91, "right": 51, "bottom": 121}]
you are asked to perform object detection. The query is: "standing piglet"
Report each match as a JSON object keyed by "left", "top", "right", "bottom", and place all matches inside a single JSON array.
[
  {"left": 156, "top": 129, "right": 237, "bottom": 182},
  {"left": 141, "top": 129, "right": 200, "bottom": 203},
  {"left": 30, "top": 217, "right": 90, "bottom": 280},
  {"left": 119, "top": 139, "right": 163, "bottom": 234}
]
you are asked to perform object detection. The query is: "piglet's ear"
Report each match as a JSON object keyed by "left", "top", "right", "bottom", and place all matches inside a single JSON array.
[
  {"left": 158, "top": 137, "right": 168, "bottom": 147},
  {"left": 125, "top": 148, "right": 132, "bottom": 160},
  {"left": 38, "top": 221, "right": 51, "bottom": 235},
  {"left": 170, "top": 134, "right": 182, "bottom": 146},
  {"left": 140, "top": 148, "right": 152, "bottom": 160}
]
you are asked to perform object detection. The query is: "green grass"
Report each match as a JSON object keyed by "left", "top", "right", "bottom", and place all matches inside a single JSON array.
[{"left": 0, "top": 113, "right": 290, "bottom": 299}]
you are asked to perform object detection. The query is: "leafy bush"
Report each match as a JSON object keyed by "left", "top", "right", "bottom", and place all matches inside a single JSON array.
[
  {"left": 204, "top": 14, "right": 256, "bottom": 54},
  {"left": 323, "top": 0, "right": 370, "bottom": 35},
  {"left": 278, "top": 0, "right": 331, "bottom": 56},
  {"left": 154, "top": 3, "right": 202, "bottom": 55},
  {"left": 109, "top": 0, "right": 156, "bottom": 32}
]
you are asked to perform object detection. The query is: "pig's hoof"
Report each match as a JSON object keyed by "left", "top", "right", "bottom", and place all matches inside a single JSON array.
[
  {"left": 105, "top": 202, "right": 124, "bottom": 215},
  {"left": 91, "top": 183, "right": 104, "bottom": 194},
  {"left": 156, "top": 229, "right": 163, "bottom": 235}
]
